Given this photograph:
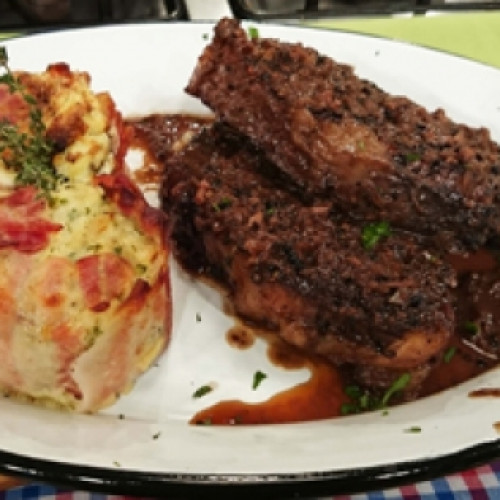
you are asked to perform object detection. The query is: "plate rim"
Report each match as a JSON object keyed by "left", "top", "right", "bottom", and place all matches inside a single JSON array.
[
  {"left": 0, "top": 439, "right": 498, "bottom": 497},
  {"left": 2, "top": 20, "right": 500, "bottom": 497}
]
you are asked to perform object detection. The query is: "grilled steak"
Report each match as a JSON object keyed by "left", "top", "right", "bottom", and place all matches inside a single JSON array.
[
  {"left": 161, "top": 122, "right": 456, "bottom": 398},
  {"left": 187, "top": 18, "right": 500, "bottom": 251}
]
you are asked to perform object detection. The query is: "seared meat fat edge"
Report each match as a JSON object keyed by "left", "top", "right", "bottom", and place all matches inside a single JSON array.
[
  {"left": 162, "top": 122, "right": 456, "bottom": 400},
  {"left": 187, "top": 18, "right": 500, "bottom": 252}
]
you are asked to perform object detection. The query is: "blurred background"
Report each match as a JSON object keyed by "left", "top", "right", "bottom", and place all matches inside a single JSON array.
[{"left": 1, "top": 0, "right": 500, "bottom": 28}]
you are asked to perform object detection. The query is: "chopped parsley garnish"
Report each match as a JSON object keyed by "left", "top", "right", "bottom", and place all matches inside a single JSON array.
[
  {"left": 196, "top": 312, "right": 201, "bottom": 322},
  {"left": 463, "top": 321, "right": 479, "bottom": 335},
  {"left": 404, "top": 426, "right": 422, "bottom": 433},
  {"left": 443, "top": 346, "right": 456, "bottom": 363},
  {"left": 341, "top": 385, "right": 374, "bottom": 415},
  {"left": 252, "top": 370, "right": 267, "bottom": 390},
  {"left": 361, "top": 221, "right": 391, "bottom": 250},
  {"left": 192, "top": 384, "right": 213, "bottom": 398},
  {"left": 248, "top": 26, "right": 259, "bottom": 39},
  {"left": 341, "top": 373, "right": 411, "bottom": 415},
  {"left": 380, "top": 372, "right": 411, "bottom": 408},
  {"left": 212, "top": 197, "right": 232, "bottom": 212},
  {"left": 404, "top": 152, "right": 421, "bottom": 164},
  {"left": 0, "top": 47, "right": 61, "bottom": 198},
  {"left": 264, "top": 200, "right": 276, "bottom": 216},
  {"left": 152, "top": 432, "right": 161, "bottom": 440}
]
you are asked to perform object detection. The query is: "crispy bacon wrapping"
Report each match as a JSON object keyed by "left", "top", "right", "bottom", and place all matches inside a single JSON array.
[{"left": 0, "top": 62, "right": 171, "bottom": 412}]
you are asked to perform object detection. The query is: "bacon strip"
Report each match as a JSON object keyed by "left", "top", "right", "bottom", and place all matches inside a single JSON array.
[
  {"left": 77, "top": 253, "right": 135, "bottom": 312},
  {"left": 0, "top": 186, "right": 62, "bottom": 253}
]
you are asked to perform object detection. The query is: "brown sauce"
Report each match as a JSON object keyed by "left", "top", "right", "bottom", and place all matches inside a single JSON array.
[
  {"left": 127, "top": 113, "right": 500, "bottom": 425},
  {"left": 226, "top": 325, "right": 255, "bottom": 350},
  {"left": 190, "top": 358, "right": 348, "bottom": 425},
  {"left": 469, "top": 388, "right": 500, "bottom": 398}
]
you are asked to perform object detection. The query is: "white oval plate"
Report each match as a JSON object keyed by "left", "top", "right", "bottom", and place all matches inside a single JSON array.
[{"left": 2, "top": 21, "right": 500, "bottom": 498}]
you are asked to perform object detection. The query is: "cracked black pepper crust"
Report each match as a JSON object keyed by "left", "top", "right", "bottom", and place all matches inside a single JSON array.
[
  {"left": 161, "top": 123, "right": 455, "bottom": 372},
  {"left": 187, "top": 18, "right": 500, "bottom": 252}
]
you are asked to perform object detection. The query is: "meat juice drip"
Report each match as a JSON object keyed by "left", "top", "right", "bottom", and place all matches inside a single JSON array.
[
  {"left": 128, "top": 113, "right": 500, "bottom": 422},
  {"left": 226, "top": 325, "right": 255, "bottom": 350},
  {"left": 469, "top": 388, "right": 500, "bottom": 398},
  {"left": 190, "top": 330, "right": 349, "bottom": 425},
  {"left": 189, "top": 363, "right": 347, "bottom": 425}
]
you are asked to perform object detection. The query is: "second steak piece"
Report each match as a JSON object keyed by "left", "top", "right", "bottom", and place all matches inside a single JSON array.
[
  {"left": 161, "top": 122, "right": 457, "bottom": 399},
  {"left": 187, "top": 18, "right": 500, "bottom": 251}
]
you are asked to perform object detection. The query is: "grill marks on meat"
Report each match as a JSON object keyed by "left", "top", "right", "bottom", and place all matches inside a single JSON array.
[
  {"left": 186, "top": 18, "right": 500, "bottom": 251},
  {"left": 162, "top": 123, "right": 456, "bottom": 396}
]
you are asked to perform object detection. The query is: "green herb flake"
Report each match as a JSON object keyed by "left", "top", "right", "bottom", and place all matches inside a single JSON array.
[
  {"left": 264, "top": 200, "right": 275, "bottom": 217},
  {"left": 463, "top": 321, "right": 479, "bottom": 335},
  {"left": 404, "top": 152, "right": 421, "bottom": 164},
  {"left": 404, "top": 426, "right": 422, "bottom": 433},
  {"left": 341, "top": 374, "right": 410, "bottom": 416},
  {"left": 152, "top": 432, "right": 161, "bottom": 440},
  {"left": 0, "top": 47, "right": 61, "bottom": 198},
  {"left": 341, "top": 385, "right": 377, "bottom": 415},
  {"left": 252, "top": 370, "right": 267, "bottom": 390},
  {"left": 112, "top": 460, "right": 121, "bottom": 467},
  {"left": 380, "top": 372, "right": 411, "bottom": 408},
  {"left": 202, "top": 33, "right": 209, "bottom": 40},
  {"left": 344, "top": 385, "right": 362, "bottom": 399},
  {"left": 340, "top": 402, "right": 358, "bottom": 416},
  {"left": 248, "top": 26, "right": 259, "bottom": 39},
  {"left": 193, "top": 384, "right": 213, "bottom": 399},
  {"left": 212, "top": 197, "right": 232, "bottom": 212},
  {"left": 195, "top": 312, "right": 201, "bottom": 322},
  {"left": 361, "top": 221, "right": 391, "bottom": 250},
  {"left": 443, "top": 346, "right": 456, "bottom": 363}
]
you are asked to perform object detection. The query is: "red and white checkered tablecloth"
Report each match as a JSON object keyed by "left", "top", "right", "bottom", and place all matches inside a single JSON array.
[{"left": 2, "top": 460, "right": 500, "bottom": 499}]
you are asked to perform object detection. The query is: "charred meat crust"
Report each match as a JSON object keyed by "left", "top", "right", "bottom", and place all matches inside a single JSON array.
[
  {"left": 161, "top": 122, "right": 456, "bottom": 393},
  {"left": 186, "top": 18, "right": 500, "bottom": 251}
]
